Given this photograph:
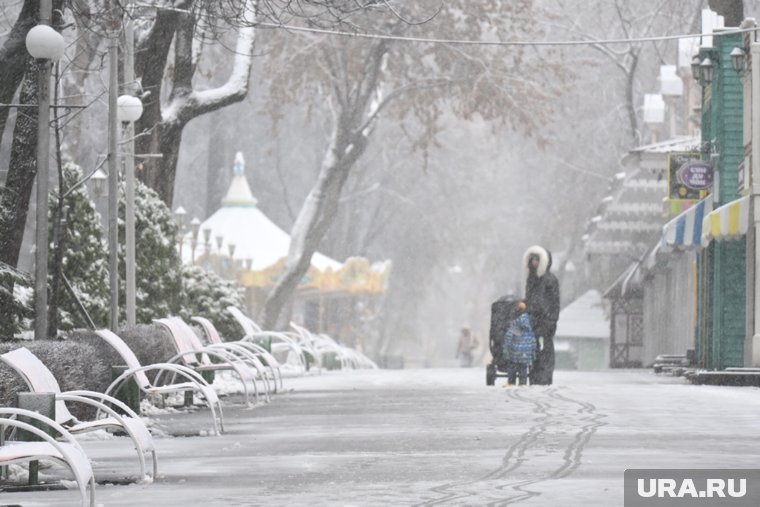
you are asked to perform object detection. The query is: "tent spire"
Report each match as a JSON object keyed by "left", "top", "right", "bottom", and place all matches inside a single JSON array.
[{"left": 222, "top": 151, "right": 258, "bottom": 207}]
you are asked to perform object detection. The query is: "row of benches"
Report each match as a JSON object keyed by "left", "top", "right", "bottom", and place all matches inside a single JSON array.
[{"left": 0, "top": 308, "right": 377, "bottom": 505}]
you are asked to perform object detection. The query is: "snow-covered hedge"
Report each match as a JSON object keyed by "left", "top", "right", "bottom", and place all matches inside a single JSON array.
[
  {"left": 0, "top": 339, "right": 109, "bottom": 418},
  {"left": 0, "top": 262, "right": 32, "bottom": 340},
  {"left": 179, "top": 265, "right": 245, "bottom": 341}
]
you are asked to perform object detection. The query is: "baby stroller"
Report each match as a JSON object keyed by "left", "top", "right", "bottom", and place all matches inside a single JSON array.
[{"left": 486, "top": 295, "right": 524, "bottom": 386}]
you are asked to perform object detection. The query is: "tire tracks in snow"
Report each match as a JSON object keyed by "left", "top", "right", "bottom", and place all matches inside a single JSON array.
[{"left": 415, "top": 386, "right": 607, "bottom": 506}]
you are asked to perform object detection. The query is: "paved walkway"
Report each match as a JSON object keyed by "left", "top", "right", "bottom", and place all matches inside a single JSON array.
[{"left": 3, "top": 368, "right": 760, "bottom": 506}]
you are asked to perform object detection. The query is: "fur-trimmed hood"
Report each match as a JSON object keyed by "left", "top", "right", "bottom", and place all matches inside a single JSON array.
[{"left": 523, "top": 245, "right": 551, "bottom": 278}]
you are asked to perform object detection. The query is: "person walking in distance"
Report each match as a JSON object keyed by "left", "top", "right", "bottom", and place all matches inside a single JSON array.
[
  {"left": 523, "top": 245, "right": 560, "bottom": 385},
  {"left": 456, "top": 327, "right": 479, "bottom": 367}
]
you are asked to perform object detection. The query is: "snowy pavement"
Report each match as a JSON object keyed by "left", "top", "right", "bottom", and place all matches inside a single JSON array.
[{"left": 3, "top": 368, "right": 760, "bottom": 506}]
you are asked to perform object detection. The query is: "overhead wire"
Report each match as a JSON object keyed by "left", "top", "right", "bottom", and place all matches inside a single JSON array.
[{"left": 254, "top": 22, "right": 759, "bottom": 47}]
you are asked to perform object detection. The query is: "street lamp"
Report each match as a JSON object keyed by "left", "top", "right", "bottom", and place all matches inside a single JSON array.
[
  {"left": 174, "top": 206, "right": 187, "bottom": 258},
  {"left": 117, "top": 94, "right": 143, "bottom": 327},
  {"left": 731, "top": 46, "right": 747, "bottom": 73},
  {"left": 91, "top": 168, "right": 107, "bottom": 198},
  {"left": 700, "top": 57, "right": 715, "bottom": 84},
  {"left": 189, "top": 217, "right": 201, "bottom": 264},
  {"left": 227, "top": 243, "right": 236, "bottom": 278},
  {"left": 26, "top": 1, "right": 65, "bottom": 341},
  {"left": 117, "top": 95, "right": 143, "bottom": 123},
  {"left": 691, "top": 55, "right": 702, "bottom": 81},
  {"left": 214, "top": 234, "right": 224, "bottom": 273},
  {"left": 25, "top": 24, "right": 65, "bottom": 60}
]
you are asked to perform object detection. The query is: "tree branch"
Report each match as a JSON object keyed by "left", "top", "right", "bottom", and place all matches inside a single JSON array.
[{"left": 165, "top": 0, "right": 258, "bottom": 125}]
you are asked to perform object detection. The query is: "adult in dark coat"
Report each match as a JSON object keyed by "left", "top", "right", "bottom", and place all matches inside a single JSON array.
[{"left": 523, "top": 245, "right": 560, "bottom": 385}]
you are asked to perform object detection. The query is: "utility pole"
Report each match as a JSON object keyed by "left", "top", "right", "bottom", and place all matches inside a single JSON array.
[
  {"left": 33, "top": 0, "right": 54, "bottom": 341},
  {"left": 124, "top": 0, "right": 137, "bottom": 327},
  {"left": 750, "top": 33, "right": 760, "bottom": 367},
  {"left": 107, "top": 3, "right": 120, "bottom": 330}
]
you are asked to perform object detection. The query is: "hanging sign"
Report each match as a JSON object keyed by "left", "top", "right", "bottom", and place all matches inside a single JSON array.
[{"left": 668, "top": 152, "right": 713, "bottom": 201}]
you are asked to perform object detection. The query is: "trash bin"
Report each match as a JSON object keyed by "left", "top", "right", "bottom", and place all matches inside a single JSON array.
[{"left": 111, "top": 365, "right": 141, "bottom": 414}]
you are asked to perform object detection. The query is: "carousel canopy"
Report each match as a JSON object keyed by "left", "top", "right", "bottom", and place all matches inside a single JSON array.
[{"left": 183, "top": 153, "right": 390, "bottom": 293}]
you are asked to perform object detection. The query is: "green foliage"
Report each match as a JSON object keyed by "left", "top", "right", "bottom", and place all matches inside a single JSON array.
[
  {"left": 0, "top": 262, "right": 32, "bottom": 340},
  {"left": 0, "top": 339, "right": 110, "bottom": 418},
  {"left": 119, "top": 179, "right": 184, "bottom": 323},
  {"left": 179, "top": 265, "right": 245, "bottom": 340},
  {"left": 49, "top": 163, "right": 109, "bottom": 330},
  {"left": 70, "top": 325, "right": 176, "bottom": 372},
  {"left": 6, "top": 163, "right": 245, "bottom": 342}
]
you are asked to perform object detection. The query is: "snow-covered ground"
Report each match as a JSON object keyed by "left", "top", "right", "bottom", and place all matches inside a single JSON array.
[{"left": 2, "top": 368, "right": 759, "bottom": 506}]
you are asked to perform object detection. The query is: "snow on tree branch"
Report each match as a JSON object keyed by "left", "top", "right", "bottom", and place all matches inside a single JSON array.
[{"left": 163, "top": 0, "right": 258, "bottom": 124}]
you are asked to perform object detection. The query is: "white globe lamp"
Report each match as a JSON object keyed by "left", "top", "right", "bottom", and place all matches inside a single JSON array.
[
  {"left": 25, "top": 24, "right": 65, "bottom": 60},
  {"left": 117, "top": 95, "right": 143, "bottom": 123}
]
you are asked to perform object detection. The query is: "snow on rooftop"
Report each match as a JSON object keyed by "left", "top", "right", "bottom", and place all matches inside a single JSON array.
[
  {"left": 181, "top": 154, "right": 342, "bottom": 272},
  {"left": 555, "top": 290, "right": 609, "bottom": 340}
]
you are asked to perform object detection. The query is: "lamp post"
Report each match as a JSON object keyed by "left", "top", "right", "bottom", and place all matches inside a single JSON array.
[
  {"left": 202, "top": 227, "right": 211, "bottom": 267},
  {"left": 25, "top": 1, "right": 65, "bottom": 341},
  {"left": 90, "top": 168, "right": 107, "bottom": 199},
  {"left": 189, "top": 217, "right": 201, "bottom": 264},
  {"left": 215, "top": 234, "right": 224, "bottom": 273},
  {"left": 700, "top": 57, "right": 715, "bottom": 85},
  {"left": 227, "top": 243, "right": 236, "bottom": 278},
  {"left": 174, "top": 206, "right": 187, "bottom": 258},
  {"left": 106, "top": 5, "right": 122, "bottom": 330},
  {"left": 117, "top": 94, "right": 142, "bottom": 327}
]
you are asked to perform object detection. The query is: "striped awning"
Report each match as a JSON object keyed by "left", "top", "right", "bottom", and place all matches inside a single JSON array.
[
  {"left": 701, "top": 196, "right": 750, "bottom": 246},
  {"left": 662, "top": 198, "right": 712, "bottom": 249}
]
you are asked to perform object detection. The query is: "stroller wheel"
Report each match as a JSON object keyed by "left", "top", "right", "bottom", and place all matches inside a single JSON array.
[{"left": 486, "top": 364, "right": 496, "bottom": 386}]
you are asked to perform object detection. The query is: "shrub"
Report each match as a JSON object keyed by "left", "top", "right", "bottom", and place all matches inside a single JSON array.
[
  {"left": 179, "top": 265, "right": 245, "bottom": 341},
  {"left": 121, "top": 180, "right": 183, "bottom": 324},
  {"left": 69, "top": 325, "right": 177, "bottom": 372},
  {"left": 48, "top": 162, "right": 110, "bottom": 331},
  {"left": 0, "top": 262, "right": 32, "bottom": 341},
  {"left": 0, "top": 339, "right": 110, "bottom": 418}
]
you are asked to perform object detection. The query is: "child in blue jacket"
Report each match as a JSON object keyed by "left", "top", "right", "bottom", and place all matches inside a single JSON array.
[{"left": 503, "top": 302, "right": 537, "bottom": 386}]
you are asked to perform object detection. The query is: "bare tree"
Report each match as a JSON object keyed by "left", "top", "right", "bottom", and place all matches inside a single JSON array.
[
  {"left": 0, "top": 0, "right": 36, "bottom": 148},
  {"left": 548, "top": 0, "right": 704, "bottom": 145},
  {"left": 258, "top": 0, "right": 574, "bottom": 329},
  {"left": 130, "top": 0, "right": 258, "bottom": 205}
]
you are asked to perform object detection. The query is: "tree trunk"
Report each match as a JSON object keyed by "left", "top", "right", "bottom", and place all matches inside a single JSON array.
[
  {"left": 134, "top": 2, "right": 257, "bottom": 207},
  {"left": 0, "top": 58, "right": 40, "bottom": 338},
  {"left": 134, "top": 8, "right": 179, "bottom": 202},
  {"left": 708, "top": 0, "right": 743, "bottom": 26},
  {"left": 260, "top": 119, "right": 368, "bottom": 330},
  {"left": 0, "top": 59, "right": 40, "bottom": 270},
  {"left": 144, "top": 119, "right": 184, "bottom": 206},
  {"left": 260, "top": 39, "right": 387, "bottom": 330},
  {"left": 0, "top": 0, "right": 37, "bottom": 151}
]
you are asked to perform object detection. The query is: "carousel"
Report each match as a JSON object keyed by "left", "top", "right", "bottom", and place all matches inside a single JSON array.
[{"left": 180, "top": 153, "right": 390, "bottom": 344}]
